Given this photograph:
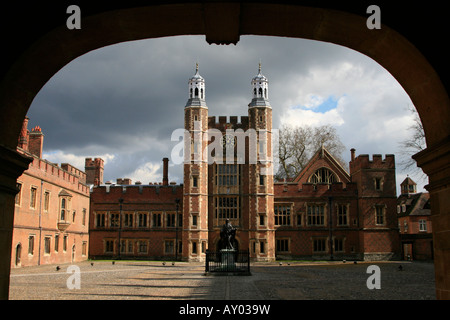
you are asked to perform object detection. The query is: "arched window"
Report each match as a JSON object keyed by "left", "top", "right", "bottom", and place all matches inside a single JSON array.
[
  {"left": 308, "top": 167, "right": 338, "bottom": 184},
  {"left": 258, "top": 87, "right": 263, "bottom": 97},
  {"left": 254, "top": 88, "right": 257, "bottom": 96},
  {"left": 190, "top": 88, "right": 193, "bottom": 98},
  {"left": 200, "top": 88, "right": 204, "bottom": 99},
  {"left": 264, "top": 88, "right": 267, "bottom": 98},
  {"left": 194, "top": 87, "right": 199, "bottom": 98}
]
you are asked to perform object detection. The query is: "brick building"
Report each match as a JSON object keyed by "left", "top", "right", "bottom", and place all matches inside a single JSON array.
[
  {"left": 88, "top": 158, "right": 184, "bottom": 260},
  {"left": 88, "top": 65, "right": 400, "bottom": 262},
  {"left": 12, "top": 117, "right": 90, "bottom": 267},
  {"left": 397, "top": 177, "right": 433, "bottom": 260}
]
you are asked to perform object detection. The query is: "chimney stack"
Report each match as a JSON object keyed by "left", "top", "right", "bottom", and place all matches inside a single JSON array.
[
  {"left": 28, "top": 126, "right": 44, "bottom": 158},
  {"left": 350, "top": 148, "right": 356, "bottom": 162},
  {"left": 163, "top": 157, "right": 169, "bottom": 186},
  {"left": 18, "top": 117, "right": 29, "bottom": 150}
]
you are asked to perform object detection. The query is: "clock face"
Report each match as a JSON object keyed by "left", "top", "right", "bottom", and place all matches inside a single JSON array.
[{"left": 222, "top": 134, "right": 235, "bottom": 147}]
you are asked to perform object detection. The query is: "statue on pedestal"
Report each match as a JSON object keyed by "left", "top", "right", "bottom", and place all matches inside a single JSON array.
[{"left": 220, "top": 219, "right": 237, "bottom": 250}]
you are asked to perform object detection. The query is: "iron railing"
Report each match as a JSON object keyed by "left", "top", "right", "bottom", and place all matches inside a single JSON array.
[{"left": 205, "top": 250, "right": 250, "bottom": 274}]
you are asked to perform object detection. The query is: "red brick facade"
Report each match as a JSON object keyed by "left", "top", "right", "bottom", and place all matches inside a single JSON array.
[
  {"left": 12, "top": 118, "right": 90, "bottom": 268},
  {"left": 88, "top": 66, "right": 400, "bottom": 262}
]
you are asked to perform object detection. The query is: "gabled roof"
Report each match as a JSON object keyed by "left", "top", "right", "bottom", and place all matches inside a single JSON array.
[
  {"left": 397, "top": 192, "right": 430, "bottom": 217},
  {"left": 293, "top": 146, "right": 350, "bottom": 184}
]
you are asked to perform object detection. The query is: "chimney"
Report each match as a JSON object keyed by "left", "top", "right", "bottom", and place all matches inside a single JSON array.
[
  {"left": 18, "top": 117, "right": 29, "bottom": 150},
  {"left": 350, "top": 148, "right": 356, "bottom": 162},
  {"left": 163, "top": 157, "right": 169, "bottom": 186},
  {"left": 28, "top": 126, "right": 44, "bottom": 158}
]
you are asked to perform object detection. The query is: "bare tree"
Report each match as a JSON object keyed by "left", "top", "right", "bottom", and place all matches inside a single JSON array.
[
  {"left": 398, "top": 105, "right": 427, "bottom": 182},
  {"left": 275, "top": 124, "right": 346, "bottom": 181}
]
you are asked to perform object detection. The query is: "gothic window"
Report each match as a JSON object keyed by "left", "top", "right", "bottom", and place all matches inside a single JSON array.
[
  {"left": 308, "top": 168, "right": 338, "bottom": 184},
  {"left": 194, "top": 87, "right": 199, "bottom": 97}
]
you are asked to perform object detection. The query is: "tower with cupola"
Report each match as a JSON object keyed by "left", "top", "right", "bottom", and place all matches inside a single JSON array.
[
  {"left": 247, "top": 63, "right": 275, "bottom": 261},
  {"left": 182, "top": 64, "right": 209, "bottom": 261}
]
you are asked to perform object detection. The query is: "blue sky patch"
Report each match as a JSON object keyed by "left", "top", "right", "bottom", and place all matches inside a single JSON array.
[{"left": 292, "top": 95, "right": 342, "bottom": 114}]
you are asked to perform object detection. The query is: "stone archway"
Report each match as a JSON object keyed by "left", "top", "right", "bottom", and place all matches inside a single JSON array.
[{"left": 0, "top": 2, "right": 449, "bottom": 299}]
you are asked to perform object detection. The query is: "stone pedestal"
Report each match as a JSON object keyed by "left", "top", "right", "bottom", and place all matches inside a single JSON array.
[{"left": 220, "top": 249, "right": 236, "bottom": 270}]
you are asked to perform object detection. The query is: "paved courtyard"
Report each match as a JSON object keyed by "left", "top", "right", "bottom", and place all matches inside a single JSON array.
[{"left": 9, "top": 260, "right": 436, "bottom": 300}]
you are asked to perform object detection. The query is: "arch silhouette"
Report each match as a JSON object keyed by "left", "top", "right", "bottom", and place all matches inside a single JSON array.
[{"left": 0, "top": 2, "right": 449, "bottom": 299}]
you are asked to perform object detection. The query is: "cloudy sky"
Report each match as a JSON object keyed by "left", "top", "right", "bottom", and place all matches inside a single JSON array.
[{"left": 26, "top": 35, "right": 426, "bottom": 193}]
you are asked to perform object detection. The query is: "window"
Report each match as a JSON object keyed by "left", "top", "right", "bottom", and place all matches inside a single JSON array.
[
  {"left": 165, "top": 240, "right": 174, "bottom": 254},
  {"left": 260, "top": 241, "right": 265, "bottom": 254},
  {"left": 192, "top": 176, "right": 198, "bottom": 188},
  {"left": 30, "top": 187, "right": 37, "bottom": 209},
  {"left": 82, "top": 241, "right": 87, "bottom": 256},
  {"left": 259, "top": 214, "right": 265, "bottom": 226},
  {"left": 63, "top": 235, "right": 68, "bottom": 252},
  {"left": 259, "top": 174, "right": 265, "bottom": 186},
  {"left": 276, "top": 239, "right": 289, "bottom": 252},
  {"left": 105, "top": 240, "right": 114, "bottom": 253},
  {"left": 374, "top": 177, "right": 383, "bottom": 191},
  {"left": 72, "top": 210, "right": 76, "bottom": 223},
  {"left": 152, "top": 212, "right": 161, "bottom": 227},
  {"left": 274, "top": 204, "right": 291, "bottom": 226},
  {"left": 419, "top": 219, "right": 427, "bottom": 232},
  {"left": 375, "top": 205, "right": 385, "bottom": 225},
  {"left": 337, "top": 204, "right": 348, "bottom": 226},
  {"left": 334, "top": 238, "right": 344, "bottom": 252},
  {"left": 192, "top": 241, "right": 197, "bottom": 254},
  {"left": 215, "top": 196, "right": 239, "bottom": 220},
  {"left": 15, "top": 183, "right": 22, "bottom": 205},
  {"left": 216, "top": 164, "right": 239, "bottom": 186},
  {"left": 167, "top": 212, "right": 176, "bottom": 227},
  {"left": 96, "top": 212, "right": 106, "bottom": 227},
  {"left": 138, "top": 212, "right": 148, "bottom": 227},
  {"left": 124, "top": 212, "right": 134, "bottom": 227},
  {"left": 82, "top": 208, "right": 86, "bottom": 226},
  {"left": 309, "top": 168, "right": 337, "bottom": 184},
  {"left": 307, "top": 204, "right": 325, "bottom": 226},
  {"left": 110, "top": 213, "right": 119, "bottom": 227},
  {"left": 44, "top": 237, "right": 51, "bottom": 255},
  {"left": 192, "top": 214, "right": 198, "bottom": 227},
  {"left": 404, "top": 221, "right": 408, "bottom": 232},
  {"left": 313, "top": 238, "right": 327, "bottom": 253},
  {"left": 43, "top": 191, "right": 50, "bottom": 212},
  {"left": 28, "top": 235, "right": 35, "bottom": 255},
  {"left": 55, "top": 234, "right": 59, "bottom": 252},
  {"left": 128, "top": 241, "right": 134, "bottom": 254}
]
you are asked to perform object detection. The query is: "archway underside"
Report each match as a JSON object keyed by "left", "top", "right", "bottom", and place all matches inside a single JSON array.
[{"left": 0, "top": 3, "right": 449, "bottom": 299}]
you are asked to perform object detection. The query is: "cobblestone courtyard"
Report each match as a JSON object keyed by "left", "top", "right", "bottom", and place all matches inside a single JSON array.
[{"left": 9, "top": 260, "right": 436, "bottom": 300}]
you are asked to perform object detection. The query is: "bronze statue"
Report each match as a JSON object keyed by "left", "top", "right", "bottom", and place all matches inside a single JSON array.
[{"left": 220, "top": 219, "right": 237, "bottom": 250}]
